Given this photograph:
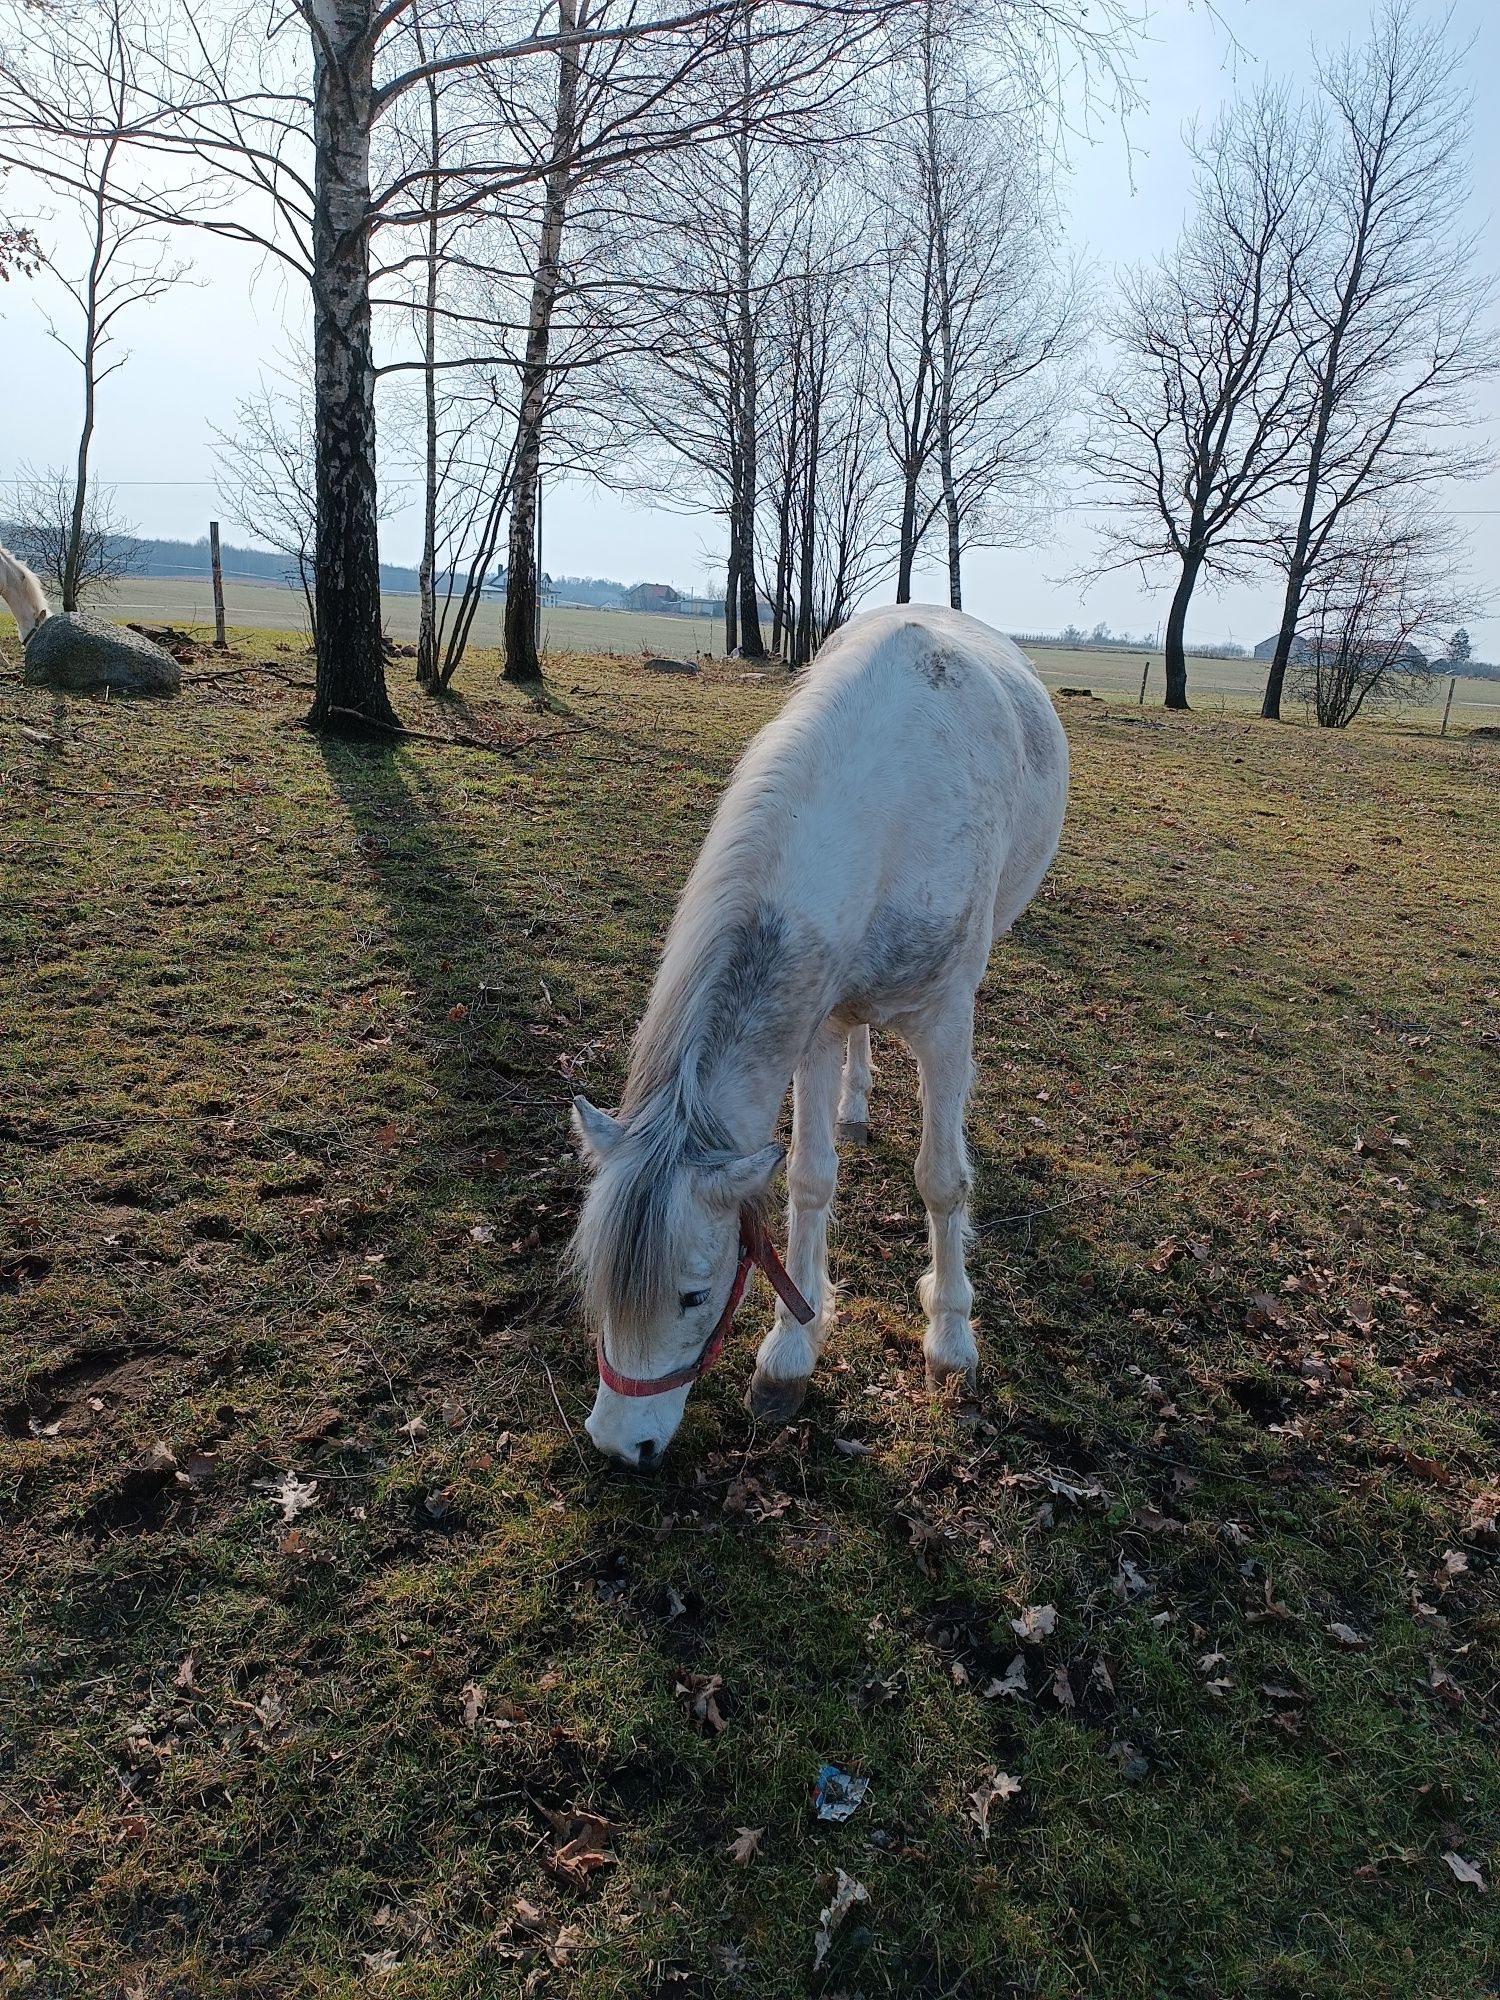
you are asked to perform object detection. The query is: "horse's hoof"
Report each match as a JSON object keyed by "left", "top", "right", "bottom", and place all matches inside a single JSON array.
[
  {"left": 925, "top": 1357, "right": 978, "bottom": 1397},
  {"left": 745, "top": 1371, "right": 810, "bottom": 1423},
  {"left": 837, "top": 1119, "right": 869, "bottom": 1147}
]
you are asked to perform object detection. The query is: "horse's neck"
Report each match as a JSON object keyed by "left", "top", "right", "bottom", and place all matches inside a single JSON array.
[{"left": 632, "top": 892, "right": 827, "bottom": 1156}]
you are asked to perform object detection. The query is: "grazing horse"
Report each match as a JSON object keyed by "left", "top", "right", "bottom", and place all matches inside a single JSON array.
[
  {"left": 0, "top": 545, "right": 50, "bottom": 642},
  {"left": 569, "top": 604, "right": 1069, "bottom": 1467}
]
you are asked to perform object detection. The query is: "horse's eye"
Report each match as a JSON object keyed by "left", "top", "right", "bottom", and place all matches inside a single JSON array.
[{"left": 679, "top": 1289, "right": 709, "bottom": 1313}]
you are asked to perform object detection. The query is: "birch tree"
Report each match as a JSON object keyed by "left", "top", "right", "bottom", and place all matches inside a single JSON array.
[{"left": 0, "top": 0, "right": 922, "bottom": 727}]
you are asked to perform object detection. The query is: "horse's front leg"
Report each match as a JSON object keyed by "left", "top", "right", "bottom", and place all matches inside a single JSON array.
[
  {"left": 908, "top": 997, "right": 980, "bottom": 1392},
  {"left": 746, "top": 1022, "right": 843, "bottom": 1423},
  {"left": 837, "top": 1022, "right": 874, "bottom": 1144}
]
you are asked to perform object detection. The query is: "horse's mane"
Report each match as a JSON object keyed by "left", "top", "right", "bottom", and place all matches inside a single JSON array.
[
  {"left": 568, "top": 749, "right": 798, "bottom": 1358},
  {"left": 0, "top": 546, "right": 50, "bottom": 643}
]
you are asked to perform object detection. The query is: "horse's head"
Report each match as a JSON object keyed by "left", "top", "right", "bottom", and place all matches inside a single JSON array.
[{"left": 568, "top": 1095, "right": 783, "bottom": 1467}]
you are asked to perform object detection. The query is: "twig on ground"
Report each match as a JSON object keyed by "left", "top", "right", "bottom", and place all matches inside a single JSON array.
[{"left": 539, "top": 1352, "right": 591, "bottom": 1475}]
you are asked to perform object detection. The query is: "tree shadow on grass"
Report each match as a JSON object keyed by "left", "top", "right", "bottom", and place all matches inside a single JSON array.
[{"left": 313, "top": 735, "right": 586, "bottom": 1393}]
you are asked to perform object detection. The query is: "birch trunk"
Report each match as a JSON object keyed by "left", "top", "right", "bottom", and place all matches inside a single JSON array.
[
  {"left": 416, "top": 68, "right": 441, "bottom": 692},
  {"left": 306, "top": 0, "right": 396, "bottom": 730},
  {"left": 731, "top": 51, "right": 766, "bottom": 659},
  {"left": 503, "top": 0, "right": 579, "bottom": 686},
  {"left": 922, "top": 14, "right": 962, "bottom": 612}
]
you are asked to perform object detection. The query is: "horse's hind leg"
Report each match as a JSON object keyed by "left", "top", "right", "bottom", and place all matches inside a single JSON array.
[
  {"left": 907, "top": 997, "right": 979, "bottom": 1392},
  {"left": 747, "top": 1022, "right": 842, "bottom": 1424},
  {"left": 837, "top": 1023, "right": 873, "bottom": 1145}
]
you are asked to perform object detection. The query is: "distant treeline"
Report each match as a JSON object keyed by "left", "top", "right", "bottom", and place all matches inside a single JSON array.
[
  {"left": 33, "top": 530, "right": 701, "bottom": 614},
  {"left": 1011, "top": 628, "right": 1252, "bottom": 661}
]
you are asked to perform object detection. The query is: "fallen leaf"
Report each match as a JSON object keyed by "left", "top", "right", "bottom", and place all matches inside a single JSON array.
[
  {"left": 981, "top": 1654, "right": 1029, "bottom": 1701},
  {"left": 548, "top": 1810, "right": 613, "bottom": 1885},
  {"left": 1427, "top": 1658, "right": 1463, "bottom": 1707},
  {"left": 812, "top": 1869, "right": 869, "bottom": 1970},
  {"left": 834, "top": 1437, "right": 875, "bottom": 1457},
  {"left": 1010, "top": 1602, "right": 1057, "bottom": 1642},
  {"left": 252, "top": 1470, "right": 318, "bottom": 1523},
  {"left": 1049, "top": 1663, "right": 1075, "bottom": 1711},
  {"left": 967, "top": 1769, "right": 1021, "bottom": 1840},
  {"left": 1443, "top": 1852, "right": 1486, "bottom": 1891},
  {"left": 174, "top": 1654, "right": 196, "bottom": 1690},
  {"left": 728, "top": 1826, "right": 764, "bottom": 1865},
  {"left": 673, "top": 1670, "right": 725, "bottom": 1733},
  {"left": 460, "top": 1682, "right": 484, "bottom": 1728},
  {"left": 1132, "top": 1505, "right": 1186, "bottom": 1535},
  {"left": 1403, "top": 1451, "right": 1453, "bottom": 1488},
  {"left": 1326, "top": 1622, "right": 1369, "bottom": 1650}
]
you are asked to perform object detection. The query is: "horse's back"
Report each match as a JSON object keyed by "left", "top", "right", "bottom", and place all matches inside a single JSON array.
[{"left": 796, "top": 604, "right": 1066, "bottom": 852}]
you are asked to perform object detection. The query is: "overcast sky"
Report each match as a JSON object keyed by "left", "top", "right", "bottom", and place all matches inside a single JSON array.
[{"left": 2, "top": 0, "right": 1496, "bottom": 653}]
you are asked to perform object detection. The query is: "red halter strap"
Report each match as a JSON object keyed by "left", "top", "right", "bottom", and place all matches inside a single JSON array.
[{"left": 595, "top": 1211, "right": 815, "bottom": 1399}]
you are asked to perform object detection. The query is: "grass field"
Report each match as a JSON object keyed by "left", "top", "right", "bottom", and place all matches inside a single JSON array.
[
  {"left": 58, "top": 575, "right": 1500, "bottom": 728},
  {"left": 2, "top": 627, "right": 1499, "bottom": 1999}
]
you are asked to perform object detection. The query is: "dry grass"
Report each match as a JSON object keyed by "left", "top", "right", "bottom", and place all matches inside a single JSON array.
[{"left": 1, "top": 630, "right": 1498, "bottom": 1999}]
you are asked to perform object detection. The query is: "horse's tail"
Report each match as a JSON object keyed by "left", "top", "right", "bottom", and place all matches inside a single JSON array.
[{"left": 0, "top": 544, "right": 50, "bottom": 642}]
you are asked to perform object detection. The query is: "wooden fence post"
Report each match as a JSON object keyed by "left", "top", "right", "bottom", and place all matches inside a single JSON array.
[
  {"left": 209, "top": 521, "right": 227, "bottom": 650},
  {"left": 1440, "top": 676, "right": 1456, "bottom": 737},
  {"left": 1139, "top": 657, "right": 1150, "bottom": 706}
]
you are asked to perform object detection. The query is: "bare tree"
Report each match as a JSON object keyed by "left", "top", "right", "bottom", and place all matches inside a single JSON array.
[
  {"left": 0, "top": 0, "right": 189, "bottom": 610},
  {"left": 213, "top": 383, "right": 321, "bottom": 638},
  {"left": 874, "top": 0, "right": 1075, "bottom": 608},
  {"left": 1084, "top": 84, "right": 1319, "bottom": 709},
  {"left": 6, "top": 463, "right": 142, "bottom": 604},
  {"left": 761, "top": 183, "right": 891, "bottom": 664},
  {"left": 33, "top": 0, "right": 927, "bottom": 724},
  {"left": 1259, "top": 1, "right": 1498, "bottom": 721},
  {"left": 1288, "top": 501, "right": 1465, "bottom": 727}
]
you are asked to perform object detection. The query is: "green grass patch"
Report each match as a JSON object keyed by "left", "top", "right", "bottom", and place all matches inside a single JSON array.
[{"left": 1, "top": 630, "right": 1498, "bottom": 1998}]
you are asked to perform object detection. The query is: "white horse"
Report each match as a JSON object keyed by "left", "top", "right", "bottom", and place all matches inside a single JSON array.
[
  {"left": 569, "top": 604, "right": 1069, "bottom": 1467},
  {"left": 0, "top": 545, "right": 50, "bottom": 642}
]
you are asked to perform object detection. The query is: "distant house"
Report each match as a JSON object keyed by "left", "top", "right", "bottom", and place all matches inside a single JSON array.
[
  {"left": 1253, "top": 632, "right": 1310, "bottom": 662},
  {"left": 1252, "top": 631, "right": 1427, "bottom": 669},
  {"left": 624, "top": 581, "right": 683, "bottom": 611}
]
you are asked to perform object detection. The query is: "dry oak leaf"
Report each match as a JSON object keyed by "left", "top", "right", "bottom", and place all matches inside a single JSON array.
[
  {"left": 1326, "top": 1622, "right": 1369, "bottom": 1650},
  {"left": 981, "top": 1654, "right": 1029, "bottom": 1701},
  {"left": 460, "top": 1682, "right": 484, "bottom": 1728},
  {"left": 1010, "top": 1603, "right": 1057, "bottom": 1643},
  {"left": 728, "top": 1826, "right": 764, "bottom": 1865},
  {"left": 968, "top": 1769, "right": 1022, "bottom": 1840},
  {"left": 673, "top": 1670, "right": 726, "bottom": 1733},
  {"left": 548, "top": 1810, "right": 614, "bottom": 1885},
  {"left": 1443, "top": 1852, "right": 1486, "bottom": 1891},
  {"left": 812, "top": 1869, "right": 869, "bottom": 1971},
  {"left": 253, "top": 1470, "right": 319, "bottom": 1523}
]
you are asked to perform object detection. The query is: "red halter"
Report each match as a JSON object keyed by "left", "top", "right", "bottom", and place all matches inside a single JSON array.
[{"left": 595, "top": 1211, "right": 815, "bottom": 1398}]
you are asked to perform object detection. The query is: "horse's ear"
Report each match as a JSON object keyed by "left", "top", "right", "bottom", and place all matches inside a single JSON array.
[
  {"left": 695, "top": 1144, "right": 785, "bottom": 1212},
  {"left": 572, "top": 1095, "right": 624, "bottom": 1162}
]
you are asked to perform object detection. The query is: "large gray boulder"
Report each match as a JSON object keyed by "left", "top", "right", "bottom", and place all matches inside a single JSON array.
[{"left": 23, "top": 613, "right": 181, "bottom": 695}]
